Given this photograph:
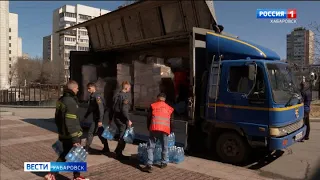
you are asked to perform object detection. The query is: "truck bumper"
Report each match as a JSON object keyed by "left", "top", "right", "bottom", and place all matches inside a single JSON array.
[{"left": 269, "top": 125, "right": 306, "bottom": 150}]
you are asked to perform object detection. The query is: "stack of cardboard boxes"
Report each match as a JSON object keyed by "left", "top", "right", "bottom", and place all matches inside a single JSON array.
[
  {"left": 116, "top": 64, "right": 132, "bottom": 89},
  {"left": 133, "top": 57, "right": 173, "bottom": 109},
  {"left": 81, "top": 65, "right": 97, "bottom": 101}
]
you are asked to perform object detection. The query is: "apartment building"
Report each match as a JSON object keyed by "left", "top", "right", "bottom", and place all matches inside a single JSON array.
[
  {"left": 287, "top": 27, "right": 315, "bottom": 66},
  {"left": 51, "top": 4, "right": 110, "bottom": 82},
  {"left": 43, "top": 35, "right": 52, "bottom": 61},
  {"left": 0, "top": 1, "right": 22, "bottom": 89},
  {"left": 0, "top": 1, "right": 9, "bottom": 89}
]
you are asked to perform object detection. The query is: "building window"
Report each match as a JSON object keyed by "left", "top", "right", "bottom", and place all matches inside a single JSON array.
[
  {"left": 9, "top": 57, "right": 11, "bottom": 61},
  {"left": 79, "top": 31, "right": 88, "bottom": 36},
  {"left": 79, "top": 14, "right": 92, "bottom": 20},
  {"left": 9, "top": 64, "right": 11, "bottom": 68},
  {"left": 59, "top": 12, "right": 76, "bottom": 18},
  {"left": 79, "top": 39, "right": 89, "bottom": 43},
  {"left": 9, "top": 36, "right": 11, "bottom": 40},
  {"left": 9, "top": 50, "right": 11, "bottom": 54},
  {"left": 9, "top": 28, "right": 11, "bottom": 32},
  {"left": 78, "top": 46, "right": 89, "bottom": 51},
  {"left": 64, "top": 45, "right": 76, "bottom": 50},
  {"left": 64, "top": 37, "right": 76, "bottom": 42},
  {"left": 9, "top": 43, "right": 11, "bottom": 47}
]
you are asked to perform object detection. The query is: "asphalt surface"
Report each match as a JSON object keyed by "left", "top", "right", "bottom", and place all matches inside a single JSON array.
[
  {"left": 1, "top": 107, "right": 320, "bottom": 180},
  {"left": 245, "top": 122, "right": 320, "bottom": 180}
]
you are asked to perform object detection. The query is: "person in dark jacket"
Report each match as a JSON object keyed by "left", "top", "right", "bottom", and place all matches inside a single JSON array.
[
  {"left": 142, "top": 93, "right": 174, "bottom": 173},
  {"left": 45, "top": 80, "right": 88, "bottom": 180},
  {"left": 300, "top": 82, "right": 312, "bottom": 140},
  {"left": 109, "top": 81, "right": 132, "bottom": 160},
  {"left": 84, "top": 82, "right": 110, "bottom": 154}
]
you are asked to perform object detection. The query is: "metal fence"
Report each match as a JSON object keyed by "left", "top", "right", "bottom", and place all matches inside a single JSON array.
[{"left": 0, "top": 83, "right": 63, "bottom": 106}]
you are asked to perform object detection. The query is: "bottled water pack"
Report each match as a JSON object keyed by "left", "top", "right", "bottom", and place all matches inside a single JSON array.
[
  {"left": 137, "top": 143, "right": 148, "bottom": 164},
  {"left": 123, "top": 127, "right": 135, "bottom": 144},
  {"left": 101, "top": 126, "right": 116, "bottom": 140},
  {"left": 137, "top": 143, "right": 184, "bottom": 164},
  {"left": 65, "top": 146, "right": 88, "bottom": 162},
  {"left": 170, "top": 146, "right": 184, "bottom": 163},
  {"left": 168, "top": 133, "right": 175, "bottom": 147},
  {"left": 52, "top": 140, "right": 63, "bottom": 155},
  {"left": 137, "top": 132, "right": 184, "bottom": 164}
]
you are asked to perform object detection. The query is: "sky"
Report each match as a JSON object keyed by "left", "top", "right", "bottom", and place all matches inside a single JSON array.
[{"left": 9, "top": 1, "right": 320, "bottom": 61}]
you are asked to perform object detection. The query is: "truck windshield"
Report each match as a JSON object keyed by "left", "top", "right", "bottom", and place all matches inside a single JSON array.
[{"left": 266, "top": 63, "right": 299, "bottom": 104}]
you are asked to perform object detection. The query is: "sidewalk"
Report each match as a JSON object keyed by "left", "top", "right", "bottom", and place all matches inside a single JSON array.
[{"left": 1, "top": 113, "right": 274, "bottom": 180}]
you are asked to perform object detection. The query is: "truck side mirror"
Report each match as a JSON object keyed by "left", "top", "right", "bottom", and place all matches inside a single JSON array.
[{"left": 248, "top": 64, "right": 256, "bottom": 81}]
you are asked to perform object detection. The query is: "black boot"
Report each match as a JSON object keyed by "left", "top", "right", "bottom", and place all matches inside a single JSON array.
[
  {"left": 85, "top": 146, "right": 93, "bottom": 155},
  {"left": 159, "top": 163, "right": 167, "bottom": 169},
  {"left": 115, "top": 153, "right": 130, "bottom": 160},
  {"left": 101, "top": 145, "right": 110, "bottom": 154},
  {"left": 142, "top": 165, "right": 153, "bottom": 173}
]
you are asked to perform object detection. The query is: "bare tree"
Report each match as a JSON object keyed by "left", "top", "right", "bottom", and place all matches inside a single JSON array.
[
  {"left": 15, "top": 57, "right": 34, "bottom": 85},
  {"left": 49, "top": 58, "right": 65, "bottom": 85},
  {"left": 8, "top": 61, "right": 18, "bottom": 86},
  {"left": 12, "top": 57, "right": 64, "bottom": 86}
]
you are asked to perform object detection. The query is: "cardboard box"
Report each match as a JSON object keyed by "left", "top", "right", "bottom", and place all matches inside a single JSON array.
[{"left": 133, "top": 60, "right": 174, "bottom": 109}]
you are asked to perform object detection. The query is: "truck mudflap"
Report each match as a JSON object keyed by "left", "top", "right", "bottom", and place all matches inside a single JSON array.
[{"left": 268, "top": 125, "right": 306, "bottom": 150}]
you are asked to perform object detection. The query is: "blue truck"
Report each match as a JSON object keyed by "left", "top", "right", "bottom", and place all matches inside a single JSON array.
[{"left": 62, "top": 0, "right": 306, "bottom": 164}]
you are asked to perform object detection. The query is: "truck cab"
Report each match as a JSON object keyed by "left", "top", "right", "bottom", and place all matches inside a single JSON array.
[{"left": 198, "top": 31, "right": 307, "bottom": 163}]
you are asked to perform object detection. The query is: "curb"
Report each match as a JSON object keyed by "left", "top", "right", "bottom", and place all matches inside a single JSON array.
[
  {"left": 0, "top": 111, "right": 15, "bottom": 116},
  {"left": 311, "top": 118, "right": 320, "bottom": 122},
  {"left": 0, "top": 105, "right": 55, "bottom": 108}
]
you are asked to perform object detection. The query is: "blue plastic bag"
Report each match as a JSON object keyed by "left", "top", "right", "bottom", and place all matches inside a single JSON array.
[
  {"left": 123, "top": 127, "right": 135, "bottom": 144},
  {"left": 101, "top": 126, "right": 116, "bottom": 140}
]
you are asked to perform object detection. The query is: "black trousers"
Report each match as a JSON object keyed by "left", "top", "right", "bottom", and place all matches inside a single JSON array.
[
  {"left": 56, "top": 139, "right": 80, "bottom": 177},
  {"left": 86, "top": 122, "right": 109, "bottom": 150},
  {"left": 114, "top": 114, "right": 127, "bottom": 155},
  {"left": 304, "top": 111, "right": 310, "bottom": 138}
]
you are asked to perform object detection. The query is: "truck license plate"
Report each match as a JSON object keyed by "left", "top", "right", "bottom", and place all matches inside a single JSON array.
[{"left": 294, "top": 131, "right": 303, "bottom": 141}]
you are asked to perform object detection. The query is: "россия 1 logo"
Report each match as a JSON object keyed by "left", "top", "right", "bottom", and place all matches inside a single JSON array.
[{"left": 256, "top": 9, "right": 297, "bottom": 24}]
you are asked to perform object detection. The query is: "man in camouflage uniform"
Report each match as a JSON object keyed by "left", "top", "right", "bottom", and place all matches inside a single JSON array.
[
  {"left": 84, "top": 82, "right": 110, "bottom": 154},
  {"left": 109, "top": 81, "right": 132, "bottom": 160}
]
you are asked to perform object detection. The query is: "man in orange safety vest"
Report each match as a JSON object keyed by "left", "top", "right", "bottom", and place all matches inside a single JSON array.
[{"left": 142, "top": 93, "right": 174, "bottom": 173}]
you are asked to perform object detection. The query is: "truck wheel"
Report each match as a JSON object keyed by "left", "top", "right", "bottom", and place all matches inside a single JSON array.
[{"left": 216, "top": 132, "right": 249, "bottom": 164}]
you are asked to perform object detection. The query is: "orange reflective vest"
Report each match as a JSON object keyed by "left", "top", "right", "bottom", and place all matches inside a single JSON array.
[{"left": 150, "top": 101, "right": 174, "bottom": 135}]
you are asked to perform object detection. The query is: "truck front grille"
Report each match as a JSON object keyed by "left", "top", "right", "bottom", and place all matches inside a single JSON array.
[{"left": 282, "top": 119, "right": 304, "bottom": 134}]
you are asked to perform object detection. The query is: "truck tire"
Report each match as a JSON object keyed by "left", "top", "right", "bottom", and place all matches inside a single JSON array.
[{"left": 216, "top": 132, "right": 249, "bottom": 164}]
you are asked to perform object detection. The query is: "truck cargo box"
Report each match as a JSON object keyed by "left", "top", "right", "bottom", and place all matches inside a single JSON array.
[{"left": 64, "top": 0, "right": 219, "bottom": 148}]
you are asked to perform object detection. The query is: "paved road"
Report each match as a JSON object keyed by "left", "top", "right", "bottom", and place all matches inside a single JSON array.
[
  {"left": 0, "top": 108, "right": 271, "bottom": 180},
  {"left": 1, "top": 107, "right": 320, "bottom": 180},
  {"left": 248, "top": 122, "right": 320, "bottom": 180}
]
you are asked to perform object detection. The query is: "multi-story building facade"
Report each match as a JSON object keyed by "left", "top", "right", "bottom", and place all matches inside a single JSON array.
[
  {"left": 0, "top": 1, "right": 9, "bottom": 89},
  {"left": 43, "top": 35, "right": 52, "bottom": 61},
  {"left": 0, "top": 1, "right": 22, "bottom": 89},
  {"left": 51, "top": 4, "right": 110, "bottom": 82},
  {"left": 287, "top": 27, "right": 315, "bottom": 66}
]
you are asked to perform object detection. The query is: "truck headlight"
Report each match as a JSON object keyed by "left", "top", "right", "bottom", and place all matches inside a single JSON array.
[{"left": 269, "top": 127, "right": 288, "bottom": 137}]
